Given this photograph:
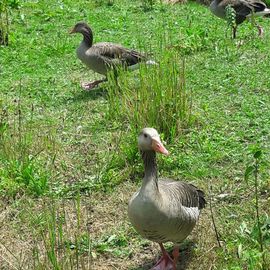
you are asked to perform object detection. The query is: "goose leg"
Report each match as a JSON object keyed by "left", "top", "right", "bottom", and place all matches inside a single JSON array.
[
  {"left": 233, "top": 26, "right": 237, "bottom": 39},
  {"left": 81, "top": 78, "right": 107, "bottom": 90},
  {"left": 172, "top": 246, "right": 180, "bottom": 270},
  {"left": 151, "top": 243, "right": 174, "bottom": 270},
  {"left": 248, "top": 16, "right": 263, "bottom": 37},
  {"left": 257, "top": 25, "right": 263, "bottom": 37}
]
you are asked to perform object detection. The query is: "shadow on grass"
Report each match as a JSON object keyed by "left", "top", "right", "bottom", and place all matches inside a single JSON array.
[
  {"left": 130, "top": 240, "right": 195, "bottom": 270},
  {"left": 71, "top": 86, "right": 107, "bottom": 102}
]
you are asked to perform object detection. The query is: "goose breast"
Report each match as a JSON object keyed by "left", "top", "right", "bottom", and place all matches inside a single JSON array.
[
  {"left": 210, "top": 0, "right": 227, "bottom": 19},
  {"left": 76, "top": 42, "right": 112, "bottom": 75},
  {"left": 128, "top": 179, "right": 201, "bottom": 244}
]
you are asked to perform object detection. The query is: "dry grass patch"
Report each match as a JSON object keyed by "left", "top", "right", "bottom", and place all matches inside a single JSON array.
[{"left": 0, "top": 182, "right": 220, "bottom": 270}]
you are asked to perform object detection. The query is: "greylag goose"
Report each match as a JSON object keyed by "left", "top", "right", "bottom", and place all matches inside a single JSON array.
[
  {"left": 128, "top": 128, "right": 206, "bottom": 270},
  {"left": 210, "top": 0, "right": 270, "bottom": 38},
  {"left": 70, "top": 22, "right": 154, "bottom": 90}
]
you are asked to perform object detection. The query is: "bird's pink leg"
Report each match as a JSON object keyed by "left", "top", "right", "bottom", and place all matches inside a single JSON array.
[
  {"left": 233, "top": 26, "right": 237, "bottom": 39},
  {"left": 257, "top": 25, "right": 264, "bottom": 37},
  {"left": 151, "top": 243, "right": 174, "bottom": 270},
  {"left": 81, "top": 78, "right": 107, "bottom": 90},
  {"left": 172, "top": 246, "right": 180, "bottom": 270}
]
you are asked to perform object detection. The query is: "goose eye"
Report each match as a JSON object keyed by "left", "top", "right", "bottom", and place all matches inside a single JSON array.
[{"left": 144, "top": 133, "right": 148, "bottom": 138}]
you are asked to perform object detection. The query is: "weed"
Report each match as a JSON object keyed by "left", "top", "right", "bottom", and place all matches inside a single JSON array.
[
  {"left": 107, "top": 50, "right": 192, "bottom": 143},
  {"left": 244, "top": 149, "right": 267, "bottom": 269},
  {"left": 91, "top": 233, "right": 131, "bottom": 258},
  {"left": 93, "top": 0, "right": 114, "bottom": 7},
  {"left": 0, "top": 158, "right": 49, "bottom": 197},
  {"left": 141, "top": 0, "right": 156, "bottom": 11},
  {"left": 0, "top": 98, "right": 54, "bottom": 197},
  {"left": 29, "top": 197, "right": 93, "bottom": 269},
  {"left": 225, "top": 4, "right": 236, "bottom": 38},
  {"left": 0, "top": 0, "right": 270, "bottom": 269},
  {"left": 0, "top": 0, "right": 20, "bottom": 45}
]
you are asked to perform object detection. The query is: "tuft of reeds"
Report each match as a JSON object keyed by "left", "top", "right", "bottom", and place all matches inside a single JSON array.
[
  {"left": 244, "top": 149, "right": 267, "bottom": 269},
  {"left": 0, "top": 93, "right": 54, "bottom": 197},
  {"left": 106, "top": 49, "right": 192, "bottom": 143},
  {"left": 0, "top": 0, "right": 9, "bottom": 45},
  {"left": 30, "top": 197, "right": 92, "bottom": 269},
  {"left": 140, "top": 0, "right": 156, "bottom": 11},
  {"left": 0, "top": 0, "right": 19, "bottom": 45},
  {"left": 225, "top": 4, "right": 236, "bottom": 39},
  {"left": 93, "top": 0, "right": 114, "bottom": 7}
]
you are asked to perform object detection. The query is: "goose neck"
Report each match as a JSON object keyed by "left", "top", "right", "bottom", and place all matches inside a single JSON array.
[
  {"left": 140, "top": 150, "right": 159, "bottom": 193},
  {"left": 81, "top": 29, "right": 93, "bottom": 47}
]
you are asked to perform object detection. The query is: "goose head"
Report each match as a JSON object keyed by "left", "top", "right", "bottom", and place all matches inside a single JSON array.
[
  {"left": 138, "top": 128, "right": 169, "bottom": 155},
  {"left": 69, "top": 22, "right": 92, "bottom": 35}
]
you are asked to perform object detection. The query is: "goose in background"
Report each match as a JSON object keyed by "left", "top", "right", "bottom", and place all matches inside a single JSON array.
[
  {"left": 128, "top": 128, "right": 206, "bottom": 270},
  {"left": 210, "top": 0, "right": 270, "bottom": 38},
  {"left": 69, "top": 22, "right": 156, "bottom": 90}
]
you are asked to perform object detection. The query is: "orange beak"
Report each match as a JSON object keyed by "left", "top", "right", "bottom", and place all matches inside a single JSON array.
[{"left": 151, "top": 138, "right": 169, "bottom": 155}]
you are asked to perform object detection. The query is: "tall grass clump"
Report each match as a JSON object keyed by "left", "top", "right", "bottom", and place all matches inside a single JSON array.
[
  {"left": 28, "top": 197, "right": 92, "bottom": 269},
  {"left": 0, "top": 0, "right": 19, "bottom": 45},
  {"left": 0, "top": 100, "right": 54, "bottom": 197},
  {"left": 93, "top": 0, "right": 114, "bottom": 7},
  {"left": 107, "top": 50, "right": 192, "bottom": 143},
  {"left": 243, "top": 149, "right": 269, "bottom": 269},
  {"left": 225, "top": 4, "right": 236, "bottom": 39},
  {"left": 103, "top": 50, "right": 193, "bottom": 185},
  {"left": 140, "top": 0, "right": 156, "bottom": 11}
]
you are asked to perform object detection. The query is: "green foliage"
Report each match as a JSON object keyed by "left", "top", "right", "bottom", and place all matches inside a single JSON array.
[
  {"left": 103, "top": 50, "right": 193, "bottom": 189},
  {"left": 0, "top": 102, "right": 52, "bottom": 197},
  {"left": 141, "top": 0, "right": 156, "bottom": 11},
  {"left": 173, "top": 27, "right": 211, "bottom": 55},
  {"left": 105, "top": 50, "right": 193, "bottom": 184},
  {"left": 28, "top": 198, "right": 93, "bottom": 269},
  {"left": 243, "top": 148, "right": 267, "bottom": 269},
  {"left": 93, "top": 0, "right": 114, "bottom": 7},
  {"left": 0, "top": 0, "right": 270, "bottom": 269},
  {"left": 91, "top": 233, "right": 131, "bottom": 258},
  {"left": 107, "top": 51, "right": 192, "bottom": 143},
  {"left": 0, "top": 158, "right": 49, "bottom": 197},
  {"left": 28, "top": 195, "right": 133, "bottom": 268},
  {"left": 225, "top": 4, "right": 236, "bottom": 28},
  {"left": 226, "top": 217, "right": 270, "bottom": 269},
  {"left": 225, "top": 4, "right": 236, "bottom": 38},
  {"left": 0, "top": 0, "right": 19, "bottom": 45}
]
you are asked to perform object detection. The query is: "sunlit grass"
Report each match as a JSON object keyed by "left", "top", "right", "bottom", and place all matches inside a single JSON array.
[
  {"left": 107, "top": 50, "right": 192, "bottom": 142},
  {"left": 0, "top": 0, "right": 269, "bottom": 269}
]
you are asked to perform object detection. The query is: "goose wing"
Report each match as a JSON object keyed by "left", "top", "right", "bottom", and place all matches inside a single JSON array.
[
  {"left": 159, "top": 179, "right": 206, "bottom": 210},
  {"left": 215, "top": 0, "right": 267, "bottom": 24},
  {"left": 90, "top": 42, "right": 146, "bottom": 66},
  {"left": 234, "top": 0, "right": 266, "bottom": 15}
]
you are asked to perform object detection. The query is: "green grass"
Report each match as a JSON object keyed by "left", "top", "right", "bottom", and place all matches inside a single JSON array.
[
  {"left": 107, "top": 51, "right": 192, "bottom": 141},
  {"left": 0, "top": 0, "right": 270, "bottom": 269}
]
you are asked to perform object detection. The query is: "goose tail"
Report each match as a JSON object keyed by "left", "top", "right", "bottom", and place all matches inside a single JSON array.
[
  {"left": 247, "top": 8, "right": 270, "bottom": 17},
  {"left": 197, "top": 189, "right": 206, "bottom": 210},
  {"left": 146, "top": 60, "right": 158, "bottom": 65},
  {"left": 263, "top": 8, "right": 270, "bottom": 17},
  {"left": 128, "top": 59, "right": 158, "bottom": 71}
]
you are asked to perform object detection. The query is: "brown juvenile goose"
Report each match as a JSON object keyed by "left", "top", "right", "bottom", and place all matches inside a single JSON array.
[
  {"left": 128, "top": 128, "right": 206, "bottom": 270},
  {"left": 210, "top": 0, "right": 270, "bottom": 38},
  {"left": 70, "top": 22, "right": 154, "bottom": 90}
]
